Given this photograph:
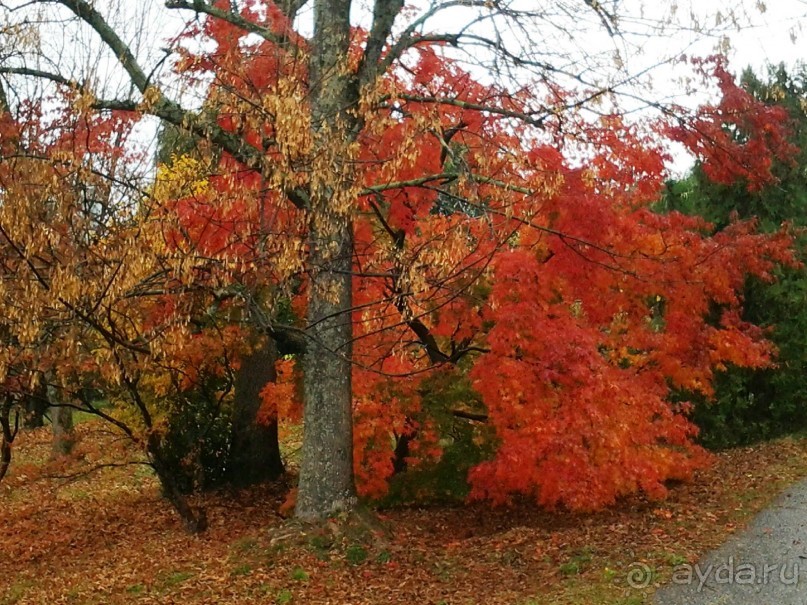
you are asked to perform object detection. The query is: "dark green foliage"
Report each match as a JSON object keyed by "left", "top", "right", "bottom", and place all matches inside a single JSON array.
[
  {"left": 385, "top": 421, "right": 490, "bottom": 503},
  {"left": 158, "top": 388, "right": 233, "bottom": 494},
  {"left": 663, "top": 63, "right": 807, "bottom": 448},
  {"left": 152, "top": 352, "right": 284, "bottom": 494},
  {"left": 155, "top": 118, "right": 220, "bottom": 166},
  {"left": 688, "top": 271, "right": 807, "bottom": 449},
  {"left": 153, "top": 349, "right": 284, "bottom": 494},
  {"left": 383, "top": 371, "right": 495, "bottom": 504}
]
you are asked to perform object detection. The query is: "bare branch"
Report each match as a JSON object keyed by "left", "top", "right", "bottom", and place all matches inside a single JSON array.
[
  {"left": 451, "top": 407, "right": 488, "bottom": 422},
  {"left": 395, "top": 93, "right": 547, "bottom": 128},
  {"left": 165, "top": 0, "right": 301, "bottom": 48},
  {"left": 361, "top": 172, "right": 456, "bottom": 195},
  {"left": 55, "top": 0, "right": 151, "bottom": 93},
  {"left": 7, "top": 3, "right": 311, "bottom": 209},
  {"left": 358, "top": 0, "right": 405, "bottom": 87},
  {"left": 582, "top": 0, "right": 617, "bottom": 37}
]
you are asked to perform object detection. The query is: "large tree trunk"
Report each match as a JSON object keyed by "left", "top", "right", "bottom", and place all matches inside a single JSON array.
[
  {"left": 49, "top": 382, "right": 75, "bottom": 457},
  {"left": 50, "top": 404, "right": 75, "bottom": 457},
  {"left": 296, "top": 220, "right": 356, "bottom": 520},
  {"left": 295, "top": 0, "right": 359, "bottom": 521},
  {"left": 228, "top": 338, "right": 284, "bottom": 486},
  {"left": 0, "top": 399, "right": 17, "bottom": 483},
  {"left": 22, "top": 378, "right": 48, "bottom": 429}
]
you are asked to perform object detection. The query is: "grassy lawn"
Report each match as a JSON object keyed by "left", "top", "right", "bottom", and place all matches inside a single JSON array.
[{"left": 2, "top": 424, "right": 807, "bottom": 604}]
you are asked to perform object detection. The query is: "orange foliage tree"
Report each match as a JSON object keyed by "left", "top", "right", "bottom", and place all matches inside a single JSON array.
[{"left": 0, "top": 84, "right": 270, "bottom": 530}]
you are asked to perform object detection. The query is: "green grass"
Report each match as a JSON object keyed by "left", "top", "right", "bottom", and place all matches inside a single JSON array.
[
  {"left": 232, "top": 564, "right": 252, "bottom": 577},
  {"left": 1, "top": 580, "right": 33, "bottom": 605},
  {"left": 345, "top": 544, "right": 368, "bottom": 565},
  {"left": 158, "top": 570, "right": 194, "bottom": 590},
  {"left": 125, "top": 584, "right": 145, "bottom": 594},
  {"left": 558, "top": 547, "right": 594, "bottom": 576}
]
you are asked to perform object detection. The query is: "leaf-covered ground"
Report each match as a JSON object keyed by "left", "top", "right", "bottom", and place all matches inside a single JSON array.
[{"left": 3, "top": 424, "right": 807, "bottom": 605}]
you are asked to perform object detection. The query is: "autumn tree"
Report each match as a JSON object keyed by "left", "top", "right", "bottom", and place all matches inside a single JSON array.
[
  {"left": 0, "top": 82, "right": 271, "bottom": 529},
  {"left": 154, "top": 124, "right": 286, "bottom": 488},
  {"left": 0, "top": 79, "right": 74, "bottom": 458},
  {"left": 663, "top": 62, "right": 807, "bottom": 447},
  {"left": 0, "top": 0, "right": 797, "bottom": 524}
]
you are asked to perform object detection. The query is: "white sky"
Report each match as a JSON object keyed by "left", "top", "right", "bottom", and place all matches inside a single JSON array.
[
  {"left": 5, "top": 1, "right": 807, "bottom": 92},
  {"left": 725, "top": 2, "right": 805, "bottom": 71}
]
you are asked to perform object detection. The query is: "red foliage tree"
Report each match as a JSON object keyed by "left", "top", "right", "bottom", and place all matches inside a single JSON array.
[{"left": 162, "top": 17, "right": 797, "bottom": 510}]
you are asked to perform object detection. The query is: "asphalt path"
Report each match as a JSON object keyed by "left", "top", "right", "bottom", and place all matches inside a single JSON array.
[{"left": 654, "top": 479, "right": 807, "bottom": 605}]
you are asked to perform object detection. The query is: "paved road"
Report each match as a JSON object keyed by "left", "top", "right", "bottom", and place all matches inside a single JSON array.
[{"left": 654, "top": 479, "right": 807, "bottom": 605}]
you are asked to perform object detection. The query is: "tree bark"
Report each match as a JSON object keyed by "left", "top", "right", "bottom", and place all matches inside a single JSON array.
[
  {"left": 296, "top": 219, "right": 357, "bottom": 520},
  {"left": 0, "top": 400, "right": 17, "bottom": 483},
  {"left": 295, "top": 0, "right": 359, "bottom": 521},
  {"left": 49, "top": 379, "right": 76, "bottom": 458},
  {"left": 22, "top": 378, "right": 48, "bottom": 429},
  {"left": 228, "top": 338, "right": 284, "bottom": 486},
  {"left": 392, "top": 432, "right": 411, "bottom": 475},
  {"left": 51, "top": 405, "right": 75, "bottom": 456},
  {"left": 0, "top": 433, "right": 11, "bottom": 483}
]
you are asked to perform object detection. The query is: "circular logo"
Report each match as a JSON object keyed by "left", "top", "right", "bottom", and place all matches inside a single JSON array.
[{"left": 627, "top": 562, "right": 653, "bottom": 589}]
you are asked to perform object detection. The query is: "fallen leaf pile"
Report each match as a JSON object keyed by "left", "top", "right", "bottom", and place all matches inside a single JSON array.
[{"left": 2, "top": 424, "right": 807, "bottom": 605}]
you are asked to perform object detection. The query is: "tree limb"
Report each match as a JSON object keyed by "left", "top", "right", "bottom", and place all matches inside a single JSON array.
[
  {"left": 165, "top": 0, "right": 302, "bottom": 48},
  {"left": 358, "top": 0, "right": 405, "bottom": 87},
  {"left": 17, "top": 2, "right": 312, "bottom": 209}
]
